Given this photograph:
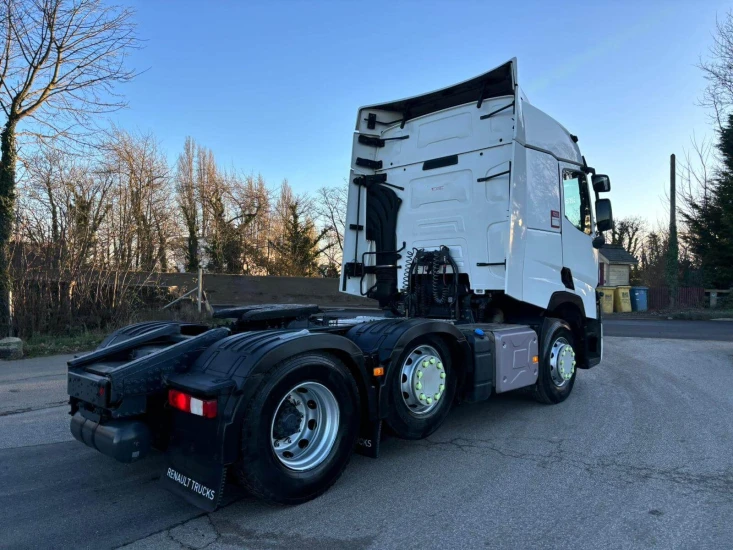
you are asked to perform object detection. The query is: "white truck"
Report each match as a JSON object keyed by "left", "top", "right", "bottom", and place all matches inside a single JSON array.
[{"left": 66, "top": 58, "right": 612, "bottom": 510}]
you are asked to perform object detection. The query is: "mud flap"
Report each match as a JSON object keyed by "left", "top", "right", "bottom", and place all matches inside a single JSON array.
[
  {"left": 355, "top": 419, "right": 382, "bottom": 458},
  {"left": 160, "top": 448, "right": 227, "bottom": 511}
]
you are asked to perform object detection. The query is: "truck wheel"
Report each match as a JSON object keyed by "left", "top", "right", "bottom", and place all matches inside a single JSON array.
[
  {"left": 235, "top": 352, "right": 359, "bottom": 504},
  {"left": 533, "top": 319, "right": 577, "bottom": 404},
  {"left": 385, "top": 336, "right": 456, "bottom": 440}
]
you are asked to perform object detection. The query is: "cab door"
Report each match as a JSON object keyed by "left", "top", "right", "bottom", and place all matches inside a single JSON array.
[{"left": 559, "top": 162, "right": 598, "bottom": 318}]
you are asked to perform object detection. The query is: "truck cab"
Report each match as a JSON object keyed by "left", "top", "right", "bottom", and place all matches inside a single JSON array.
[{"left": 340, "top": 58, "right": 612, "bottom": 367}]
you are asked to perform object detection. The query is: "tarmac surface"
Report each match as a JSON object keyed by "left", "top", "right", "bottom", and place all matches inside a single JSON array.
[{"left": 1, "top": 321, "right": 732, "bottom": 549}]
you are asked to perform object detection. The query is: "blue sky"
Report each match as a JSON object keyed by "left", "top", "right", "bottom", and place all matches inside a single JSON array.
[{"left": 113, "top": 0, "right": 730, "bottom": 224}]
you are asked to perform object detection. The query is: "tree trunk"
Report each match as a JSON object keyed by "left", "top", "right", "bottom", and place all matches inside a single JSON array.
[
  {"left": 186, "top": 227, "right": 199, "bottom": 272},
  {"left": 0, "top": 119, "right": 18, "bottom": 335}
]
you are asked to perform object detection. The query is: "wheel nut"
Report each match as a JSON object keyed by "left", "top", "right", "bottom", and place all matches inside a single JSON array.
[
  {"left": 437, "top": 362, "right": 443, "bottom": 370},
  {"left": 434, "top": 393, "right": 440, "bottom": 400},
  {"left": 422, "top": 361, "right": 428, "bottom": 367},
  {"left": 426, "top": 397, "right": 433, "bottom": 404},
  {"left": 419, "top": 393, "right": 426, "bottom": 400},
  {"left": 416, "top": 382, "right": 422, "bottom": 390},
  {"left": 417, "top": 370, "right": 423, "bottom": 379},
  {"left": 439, "top": 384, "right": 445, "bottom": 391},
  {"left": 440, "top": 372, "right": 446, "bottom": 379},
  {"left": 430, "top": 358, "right": 436, "bottom": 364}
]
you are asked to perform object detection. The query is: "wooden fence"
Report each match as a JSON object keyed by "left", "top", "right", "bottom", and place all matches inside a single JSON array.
[{"left": 647, "top": 287, "right": 705, "bottom": 310}]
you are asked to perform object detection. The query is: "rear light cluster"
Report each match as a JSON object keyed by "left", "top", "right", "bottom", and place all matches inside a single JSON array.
[{"left": 168, "top": 389, "right": 217, "bottom": 418}]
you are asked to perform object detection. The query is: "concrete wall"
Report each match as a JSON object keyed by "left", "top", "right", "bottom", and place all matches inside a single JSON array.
[{"left": 156, "top": 273, "right": 378, "bottom": 308}]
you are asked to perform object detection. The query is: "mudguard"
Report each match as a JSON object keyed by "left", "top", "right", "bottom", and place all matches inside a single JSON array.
[
  {"left": 345, "top": 318, "right": 472, "bottom": 417},
  {"left": 164, "top": 329, "right": 371, "bottom": 466},
  {"left": 68, "top": 325, "right": 229, "bottom": 418}
]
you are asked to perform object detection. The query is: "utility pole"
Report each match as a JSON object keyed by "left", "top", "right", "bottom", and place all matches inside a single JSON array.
[{"left": 666, "top": 154, "right": 679, "bottom": 308}]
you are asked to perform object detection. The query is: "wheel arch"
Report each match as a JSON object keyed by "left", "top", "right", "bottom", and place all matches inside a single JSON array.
[
  {"left": 546, "top": 292, "right": 587, "bottom": 367},
  {"left": 171, "top": 330, "right": 371, "bottom": 466},
  {"left": 345, "top": 318, "right": 471, "bottom": 418}
]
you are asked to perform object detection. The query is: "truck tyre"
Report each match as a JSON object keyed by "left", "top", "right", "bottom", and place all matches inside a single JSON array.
[
  {"left": 235, "top": 352, "right": 360, "bottom": 505},
  {"left": 533, "top": 319, "right": 577, "bottom": 404},
  {"left": 385, "top": 336, "right": 456, "bottom": 440}
]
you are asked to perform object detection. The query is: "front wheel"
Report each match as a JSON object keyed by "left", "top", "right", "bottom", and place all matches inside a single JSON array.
[
  {"left": 235, "top": 352, "right": 360, "bottom": 504},
  {"left": 533, "top": 319, "right": 577, "bottom": 404}
]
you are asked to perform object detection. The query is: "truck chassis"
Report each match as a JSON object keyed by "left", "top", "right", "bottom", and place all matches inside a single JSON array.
[{"left": 68, "top": 302, "right": 598, "bottom": 510}]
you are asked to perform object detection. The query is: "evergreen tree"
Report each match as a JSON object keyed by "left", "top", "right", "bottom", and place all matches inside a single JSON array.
[
  {"left": 682, "top": 114, "right": 733, "bottom": 287},
  {"left": 269, "top": 202, "right": 332, "bottom": 276}
]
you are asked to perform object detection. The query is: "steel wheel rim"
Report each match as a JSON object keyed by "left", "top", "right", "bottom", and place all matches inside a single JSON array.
[
  {"left": 270, "top": 382, "right": 340, "bottom": 471},
  {"left": 400, "top": 344, "right": 446, "bottom": 416},
  {"left": 549, "top": 337, "right": 575, "bottom": 387}
]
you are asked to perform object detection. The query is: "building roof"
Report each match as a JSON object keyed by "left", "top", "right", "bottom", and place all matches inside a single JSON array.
[{"left": 599, "top": 244, "right": 638, "bottom": 265}]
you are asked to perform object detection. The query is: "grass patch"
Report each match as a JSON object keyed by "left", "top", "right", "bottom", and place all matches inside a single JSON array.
[
  {"left": 667, "top": 309, "right": 733, "bottom": 321},
  {"left": 23, "top": 330, "right": 107, "bottom": 358}
]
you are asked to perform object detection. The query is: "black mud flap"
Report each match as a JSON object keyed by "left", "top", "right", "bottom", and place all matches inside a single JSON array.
[
  {"left": 161, "top": 448, "right": 227, "bottom": 511},
  {"left": 355, "top": 419, "right": 382, "bottom": 459}
]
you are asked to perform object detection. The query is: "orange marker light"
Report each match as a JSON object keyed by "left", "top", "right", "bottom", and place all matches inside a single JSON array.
[
  {"left": 532, "top": 356, "right": 539, "bottom": 364},
  {"left": 373, "top": 366, "right": 385, "bottom": 377}
]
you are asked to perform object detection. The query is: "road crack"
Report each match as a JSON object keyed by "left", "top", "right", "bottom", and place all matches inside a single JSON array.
[
  {"left": 0, "top": 401, "right": 67, "bottom": 417},
  {"left": 417, "top": 435, "right": 733, "bottom": 500}
]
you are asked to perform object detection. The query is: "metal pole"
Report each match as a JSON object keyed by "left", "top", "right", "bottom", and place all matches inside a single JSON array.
[
  {"left": 197, "top": 268, "right": 203, "bottom": 313},
  {"left": 670, "top": 154, "right": 676, "bottom": 227},
  {"left": 667, "top": 154, "right": 678, "bottom": 309}
]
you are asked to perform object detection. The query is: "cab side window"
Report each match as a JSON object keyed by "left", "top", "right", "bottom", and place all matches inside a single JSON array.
[{"left": 562, "top": 170, "right": 592, "bottom": 235}]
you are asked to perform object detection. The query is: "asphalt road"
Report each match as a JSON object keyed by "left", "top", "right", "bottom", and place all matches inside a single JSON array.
[{"left": 1, "top": 326, "right": 732, "bottom": 549}]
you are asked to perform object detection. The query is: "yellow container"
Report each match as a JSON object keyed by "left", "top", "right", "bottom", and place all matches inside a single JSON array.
[
  {"left": 614, "top": 286, "right": 632, "bottom": 313},
  {"left": 598, "top": 287, "right": 615, "bottom": 314}
]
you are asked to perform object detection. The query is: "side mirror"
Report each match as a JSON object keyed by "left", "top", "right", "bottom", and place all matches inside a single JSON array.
[
  {"left": 592, "top": 234, "right": 605, "bottom": 249},
  {"left": 592, "top": 174, "right": 611, "bottom": 193},
  {"left": 595, "top": 198, "right": 613, "bottom": 232}
]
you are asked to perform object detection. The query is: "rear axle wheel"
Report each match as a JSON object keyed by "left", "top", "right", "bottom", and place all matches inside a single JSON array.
[
  {"left": 270, "top": 382, "right": 340, "bottom": 471},
  {"left": 386, "top": 336, "right": 456, "bottom": 440}
]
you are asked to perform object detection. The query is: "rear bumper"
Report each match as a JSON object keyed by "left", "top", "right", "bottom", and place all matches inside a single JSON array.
[{"left": 70, "top": 412, "right": 151, "bottom": 463}]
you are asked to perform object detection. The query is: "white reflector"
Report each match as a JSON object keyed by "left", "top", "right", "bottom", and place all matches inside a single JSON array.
[{"left": 190, "top": 397, "right": 203, "bottom": 416}]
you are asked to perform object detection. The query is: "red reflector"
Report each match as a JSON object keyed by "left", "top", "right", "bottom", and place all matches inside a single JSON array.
[
  {"left": 202, "top": 400, "right": 217, "bottom": 419},
  {"left": 168, "top": 389, "right": 190, "bottom": 413}
]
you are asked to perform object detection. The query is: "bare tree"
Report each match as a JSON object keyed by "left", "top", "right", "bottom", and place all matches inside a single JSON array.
[
  {"left": 0, "top": 0, "right": 138, "bottom": 332},
  {"left": 677, "top": 135, "right": 716, "bottom": 225},
  {"left": 610, "top": 216, "right": 645, "bottom": 259},
  {"left": 101, "top": 128, "right": 171, "bottom": 272},
  {"left": 699, "top": 11, "right": 733, "bottom": 129},
  {"left": 237, "top": 174, "right": 271, "bottom": 274},
  {"left": 175, "top": 137, "right": 199, "bottom": 272},
  {"left": 314, "top": 182, "right": 347, "bottom": 271}
]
